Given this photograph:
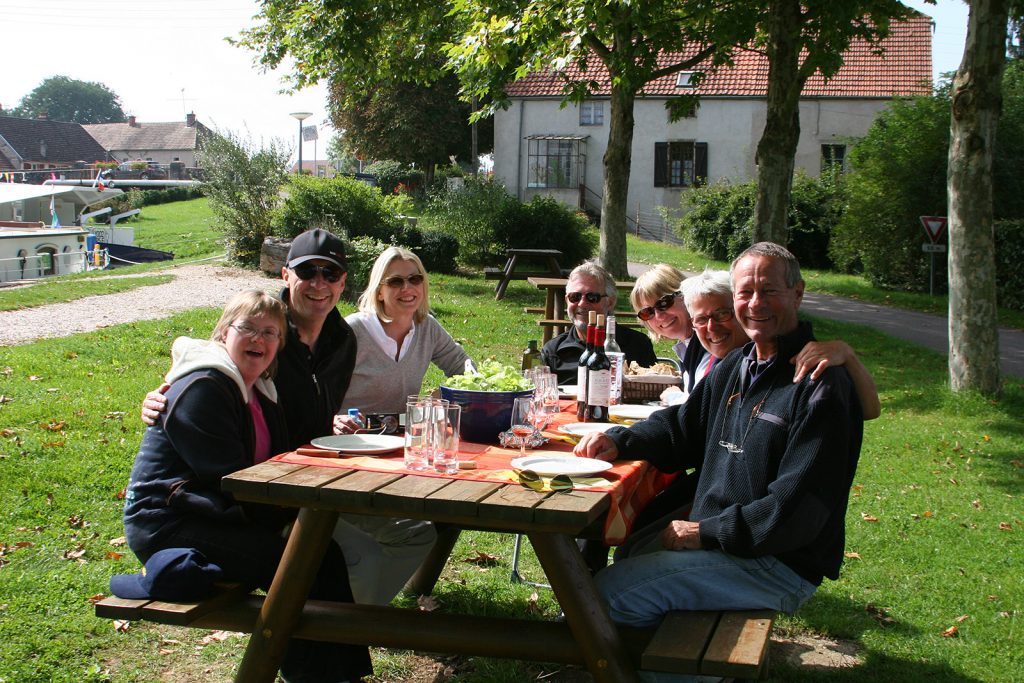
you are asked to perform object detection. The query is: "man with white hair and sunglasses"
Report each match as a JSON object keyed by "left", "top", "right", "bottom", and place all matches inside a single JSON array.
[{"left": 542, "top": 260, "right": 657, "bottom": 384}]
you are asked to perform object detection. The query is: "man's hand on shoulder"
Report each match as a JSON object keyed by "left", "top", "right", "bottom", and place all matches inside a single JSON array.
[
  {"left": 573, "top": 433, "right": 618, "bottom": 462},
  {"left": 140, "top": 383, "right": 170, "bottom": 426},
  {"left": 659, "top": 519, "right": 702, "bottom": 551}
]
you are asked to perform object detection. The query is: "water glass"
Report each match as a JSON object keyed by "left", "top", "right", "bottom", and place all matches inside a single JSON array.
[
  {"left": 404, "top": 399, "right": 433, "bottom": 471},
  {"left": 510, "top": 396, "right": 537, "bottom": 457},
  {"left": 433, "top": 404, "right": 461, "bottom": 474}
]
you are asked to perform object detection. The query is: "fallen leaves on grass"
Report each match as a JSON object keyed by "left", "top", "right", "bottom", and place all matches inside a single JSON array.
[
  {"left": 942, "top": 625, "right": 959, "bottom": 637},
  {"left": 87, "top": 594, "right": 106, "bottom": 605},
  {"left": 861, "top": 513, "right": 879, "bottom": 523},
  {"left": 1011, "top": 459, "right": 1023, "bottom": 469},
  {"left": 198, "top": 630, "right": 241, "bottom": 646},
  {"left": 526, "top": 591, "right": 542, "bottom": 616},
  {"left": 106, "top": 550, "right": 125, "bottom": 560},
  {"left": 67, "top": 514, "right": 90, "bottom": 529},
  {"left": 0, "top": 427, "right": 15, "bottom": 437},
  {"left": 844, "top": 551, "right": 862, "bottom": 560},
  {"left": 109, "top": 536, "right": 127, "bottom": 546},
  {"left": 955, "top": 615, "right": 970, "bottom": 623},
  {"left": 63, "top": 544, "right": 86, "bottom": 561},
  {"left": 462, "top": 551, "right": 499, "bottom": 567},
  {"left": 113, "top": 620, "right": 130, "bottom": 632},
  {"left": 865, "top": 604, "right": 895, "bottom": 626},
  {"left": 41, "top": 420, "right": 65, "bottom": 432},
  {"left": 417, "top": 595, "right": 440, "bottom": 612},
  {"left": 998, "top": 522, "right": 1013, "bottom": 531}
]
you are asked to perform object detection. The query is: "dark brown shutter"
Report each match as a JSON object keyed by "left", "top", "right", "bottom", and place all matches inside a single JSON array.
[
  {"left": 654, "top": 142, "right": 668, "bottom": 187},
  {"left": 694, "top": 142, "right": 708, "bottom": 186}
]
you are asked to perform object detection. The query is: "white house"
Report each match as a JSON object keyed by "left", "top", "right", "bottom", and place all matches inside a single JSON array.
[
  {"left": 83, "top": 113, "right": 211, "bottom": 168},
  {"left": 493, "top": 12, "right": 933, "bottom": 238}
]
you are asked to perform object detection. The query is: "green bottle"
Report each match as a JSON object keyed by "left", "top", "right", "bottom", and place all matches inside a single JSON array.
[{"left": 521, "top": 339, "right": 541, "bottom": 372}]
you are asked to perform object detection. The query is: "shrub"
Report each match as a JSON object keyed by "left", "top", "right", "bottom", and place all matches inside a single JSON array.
[
  {"left": 273, "top": 174, "right": 407, "bottom": 244},
  {"left": 195, "top": 128, "right": 290, "bottom": 266},
  {"left": 415, "top": 229, "right": 460, "bottom": 274},
  {"left": 673, "top": 171, "right": 841, "bottom": 269},
  {"left": 346, "top": 235, "right": 390, "bottom": 296},
  {"left": 363, "top": 159, "right": 424, "bottom": 195},
  {"left": 427, "top": 177, "right": 596, "bottom": 268},
  {"left": 995, "top": 219, "right": 1024, "bottom": 311}
]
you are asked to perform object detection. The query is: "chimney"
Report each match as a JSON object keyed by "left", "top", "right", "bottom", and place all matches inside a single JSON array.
[
  {"left": 128, "top": 115, "right": 137, "bottom": 127},
  {"left": 186, "top": 112, "right": 196, "bottom": 127},
  {"left": 36, "top": 111, "right": 48, "bottom": 120}
]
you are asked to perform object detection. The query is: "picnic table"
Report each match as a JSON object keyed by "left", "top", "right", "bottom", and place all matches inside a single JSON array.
[
  {"left": 527, "top": 276, "right": 642, "bottom": 344},
  {"left": 219, "top": 434, "right": 650, "bottom": 682},
  {"left": 486, "top": 248, "right": 564, "bottom": 300}
]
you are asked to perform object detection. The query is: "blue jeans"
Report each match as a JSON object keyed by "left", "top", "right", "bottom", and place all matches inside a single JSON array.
[{"left": 595, "top": 538, "right": 817, "bottom": 628}]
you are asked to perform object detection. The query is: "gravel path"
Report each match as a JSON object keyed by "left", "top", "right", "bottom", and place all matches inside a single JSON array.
[{"left": 0, "top": 264, "right": 282, "bottom": 346}]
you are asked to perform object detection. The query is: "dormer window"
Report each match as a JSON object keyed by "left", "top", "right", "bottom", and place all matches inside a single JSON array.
[{"left": 675, "top": 71, "right": 699, "bottom": 88}]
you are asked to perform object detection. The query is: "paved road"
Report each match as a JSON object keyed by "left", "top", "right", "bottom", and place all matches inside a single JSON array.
[{"left": 627, "top": 262, "right": 1023, "bottom": 380}]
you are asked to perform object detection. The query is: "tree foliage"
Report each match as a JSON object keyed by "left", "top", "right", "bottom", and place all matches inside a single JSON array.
[
  {"left": 328, "top": 71, "right": 492, "bottom": 176},
  {"left": 832, "top": 61, "right": 1024, "bottom": 290},
  {"left": 195, "top": 128, "right": 291, "bottom": 266},
  {"left": 12, "top": 75, "right": 127, "bottom": 124}
]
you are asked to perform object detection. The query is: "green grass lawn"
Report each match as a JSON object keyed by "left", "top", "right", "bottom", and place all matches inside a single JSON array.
[{"left": 0, "top": 201, "right": 1021, "bottom": 682}]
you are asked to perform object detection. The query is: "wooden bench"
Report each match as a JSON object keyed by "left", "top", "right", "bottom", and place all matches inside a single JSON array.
[
  {"left": 489, "top": 248, "right": 565, "bottom": 300},
  {"left": 642, "top": 610, "right": 776, "bottom": 679},
  {"left": 94, "top": 583, "right": 251, "bottom": 627}
]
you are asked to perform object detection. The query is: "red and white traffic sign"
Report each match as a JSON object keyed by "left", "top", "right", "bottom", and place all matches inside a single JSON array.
[{"left": 919, "top": 215, "right": 947, "bottom": 244}]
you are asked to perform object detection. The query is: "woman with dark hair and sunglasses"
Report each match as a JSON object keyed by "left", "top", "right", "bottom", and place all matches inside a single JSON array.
[
  {"left": 330, "top": 246, "right": 470, "bottom": 605},
  {"left": 541, "top": 260, "right": 657, "bottom": 384}
]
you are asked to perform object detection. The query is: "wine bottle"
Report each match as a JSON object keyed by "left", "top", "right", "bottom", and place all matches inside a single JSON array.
[
  {"left": 521, "top": 339, "right": 541, "bottom": 372},
  {"left": 586, "top": 314, "right": 611, "bottom": 422},
  {"left": 576, "top": 310, "right": 597, "bottom": 420},
  {"left": 605, "top": 315, "right": 625, "bottom": 406}
]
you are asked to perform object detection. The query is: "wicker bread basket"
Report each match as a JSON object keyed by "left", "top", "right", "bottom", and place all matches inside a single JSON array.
[{"left": 622, "top": 374, "right": 682, "bottom": 403}]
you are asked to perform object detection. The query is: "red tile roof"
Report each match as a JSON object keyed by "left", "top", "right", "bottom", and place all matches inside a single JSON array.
[{"left": 505, "top": 12, "right": 932, "bottom": 99}]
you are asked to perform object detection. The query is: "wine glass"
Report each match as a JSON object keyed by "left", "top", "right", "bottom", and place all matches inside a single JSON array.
[{"left": 510, "top": 396, "right": 536, "bottom": 457}]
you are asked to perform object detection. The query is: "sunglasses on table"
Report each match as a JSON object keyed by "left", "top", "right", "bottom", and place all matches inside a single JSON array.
[
  {"left": 636, "top": 291, "right": 682, "bottom": 321},
  {"left": 517, "top": 469, "right": 574, "bottom": 492},
  {"left": 692, "top": 308, "right": 735, "bottom": 327},
  {"left": 566, "top": 291, "right": 609, "bottom": 304},
  {"left": 384, "top": 273, "right": 425, "bottom": 289},
  {"left": 292, "top": 263, "right": 345, "bottom": 283}
]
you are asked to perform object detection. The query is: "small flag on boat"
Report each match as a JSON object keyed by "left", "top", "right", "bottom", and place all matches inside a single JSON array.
[{"left": 50, "top": 193, "right": 61, "bottom": 228}]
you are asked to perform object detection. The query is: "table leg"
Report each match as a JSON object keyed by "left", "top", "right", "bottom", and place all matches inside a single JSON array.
[
  {"left": 495, "top": 254, "right": 518, "bottom": 300},
  {"left": 234, "top": 507, "right": 339, "bottom": 683},
  {"left": 554, "top": 290, "right": 568, "bottom": 339},
  {"left": 403, "top": 524, "right": 461, "bottom": 596},
  {"left": 529, "top": 533, "right": 639, "bottom": 683},
  {"left": 542, "top": 289, "right": 557, "bottom": 344}
]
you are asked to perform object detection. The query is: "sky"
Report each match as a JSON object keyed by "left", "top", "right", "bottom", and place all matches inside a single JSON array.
[{"left": 1, "top": 0, "right": 971, "bottom": 164}]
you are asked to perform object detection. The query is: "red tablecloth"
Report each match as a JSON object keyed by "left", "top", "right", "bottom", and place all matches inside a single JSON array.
[{"left": 272, "top": 402, "right": 674, "bottom": 544}]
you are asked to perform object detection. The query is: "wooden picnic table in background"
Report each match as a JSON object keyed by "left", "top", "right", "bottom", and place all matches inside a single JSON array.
[
  {"left": 527, "top": 276, "right": 642, "bottom": 344},
  {"left": 486, "top": 248, "right": 565, "bottom": 300}
]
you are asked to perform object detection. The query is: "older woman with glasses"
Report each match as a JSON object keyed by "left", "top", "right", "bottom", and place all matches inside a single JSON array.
[{"left": 330, "top": 246, "right": 471, "bottom": 605}]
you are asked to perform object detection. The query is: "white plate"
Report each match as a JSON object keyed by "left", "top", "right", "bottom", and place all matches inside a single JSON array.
[
  {"left": 609, "top": 404, "right": 663, "bottom": 420},
  {"left": 558, "top": 384, "right": 578, "bottom": 397},
  {"left": 559, "top": 422, "right": 617, "bottom": 437},
  {"left": 511, "top": 454, "right": 613, "bottom": 477},
  {"left": 310, "top": 434, "right": 405, "bottom": 454}
]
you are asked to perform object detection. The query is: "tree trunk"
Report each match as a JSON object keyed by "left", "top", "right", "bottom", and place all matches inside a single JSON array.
[
  {"left": 947, "top": 0, "right": 1006, "bottom": 395},
  {"left": 599, "top": 83, "right": 635, "bottom": 279},
  {"left": 752, "top": 0, "right": 804, "bottom": 246}
]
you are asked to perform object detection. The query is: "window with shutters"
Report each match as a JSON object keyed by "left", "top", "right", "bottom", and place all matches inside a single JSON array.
[
  {"left": 653, "top": 141, "right": 708, "bottom": 188},
  {"left": 526, "top": 136, "right": 586, "bottom": 188}
]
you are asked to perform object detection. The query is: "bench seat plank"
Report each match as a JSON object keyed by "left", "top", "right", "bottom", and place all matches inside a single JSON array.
[
  {"left": 702, "top": 609, "right": 775, "bottom": 678},
  {"left": 641, "top": 610, "right": 719, "bottom": 674},
  {"left": 96, "top": 583, "right": 248, "bottom": 627}
]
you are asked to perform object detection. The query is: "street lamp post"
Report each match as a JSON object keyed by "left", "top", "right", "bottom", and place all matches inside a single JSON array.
[{"left": 290, "top": 112, "right": 313, "bottom": 174}]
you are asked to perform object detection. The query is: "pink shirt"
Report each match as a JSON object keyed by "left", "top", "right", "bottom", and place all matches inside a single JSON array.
[{"left": 248, "top": 394, "right": 272, "bottom": 464}]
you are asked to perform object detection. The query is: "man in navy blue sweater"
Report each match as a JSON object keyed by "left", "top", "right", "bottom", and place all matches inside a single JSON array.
[{"left": 574, "top": 242, "right": 863, "bottom": 628}]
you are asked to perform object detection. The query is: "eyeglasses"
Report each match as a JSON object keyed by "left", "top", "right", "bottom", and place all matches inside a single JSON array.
[
  {"left": 384, "top": 273, "right": 425, "bottom": 289},
  {"left": 292, "top": 262, "right": 344, "bottom": 283},
  {"left": 566, "top": 291, "right": 609, "bottom": 304},
  {"left": 692, "top": 308, "right": 734, "bottom": 328},
  {"left": 231, "top": 322, "right": 282, "bottom": 342},
  {"left": 636, "top": 291, "right": 681, "bottom": 321},
  {"left": 517, "top": 469, "right": 574, "bottom": 492}
]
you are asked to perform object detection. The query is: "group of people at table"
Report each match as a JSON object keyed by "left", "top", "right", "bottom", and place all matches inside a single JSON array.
[{"left": 115, "top": 227, "right": 879, "bottom": 682}]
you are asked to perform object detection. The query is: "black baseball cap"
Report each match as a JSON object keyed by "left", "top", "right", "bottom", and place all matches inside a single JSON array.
[
  {"left": 110, "top": 547, "right": 224, "bottom": 601},
  {"left": 286, "top": 229, "right": 347, "bottom": 270}
]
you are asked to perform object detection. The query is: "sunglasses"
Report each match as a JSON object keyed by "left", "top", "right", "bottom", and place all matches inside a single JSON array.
[
  {"left": 566, "top": 291, "right": 609, "bottom": 304},
  {"left": 636, "top": 291, "right": 681, "bottom": 321},
  {"left": 692, "top": 308, "right": 734, "bottom": 328},
  {"left": 293, "top": 263, "right": 344, "bottom": 283},
  {"left": 384, "top": 273, "right": 425, "bottom": 289},
  {"left": 517, "top": 469, "right": 574, "bottom": 492}
]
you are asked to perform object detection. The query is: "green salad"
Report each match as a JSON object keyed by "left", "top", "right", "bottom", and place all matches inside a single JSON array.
[{"left": 444, "top": 360, "right": 533, "bottom": 391}]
